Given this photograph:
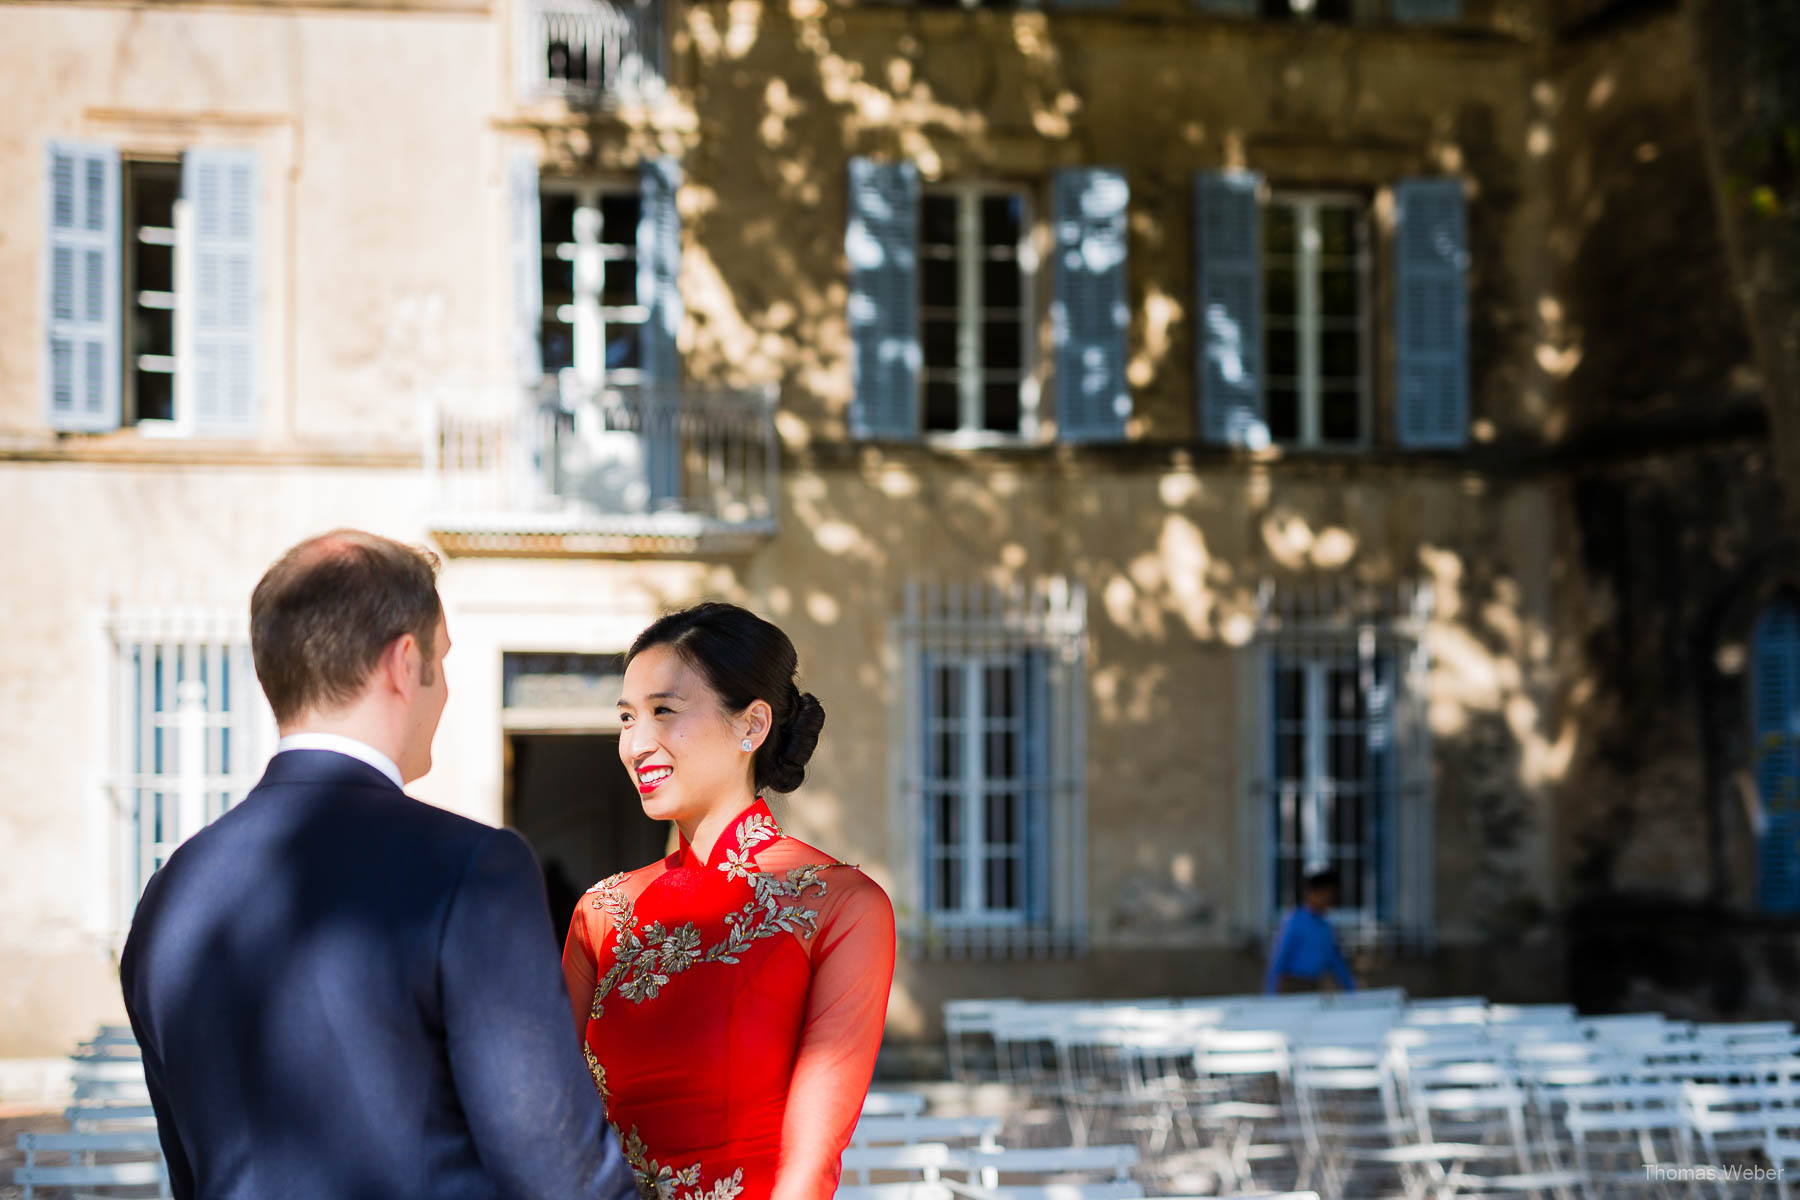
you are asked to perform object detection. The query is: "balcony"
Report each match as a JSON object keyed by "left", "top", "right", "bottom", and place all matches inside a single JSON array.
[
  {"left": 427, "top": 380, "right": 780, "bottom": 556},
  {"left": 517, "top": 0, "right": 666, "bottom": 106}
]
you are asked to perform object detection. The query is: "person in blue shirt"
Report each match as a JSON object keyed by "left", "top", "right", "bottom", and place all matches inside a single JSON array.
[{"left": 1265, "top": 869, "right": 1357, "bottom": 994}]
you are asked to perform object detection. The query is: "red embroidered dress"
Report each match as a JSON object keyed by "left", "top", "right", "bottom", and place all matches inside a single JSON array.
[{"left": 563, "top": 799, "right": 896, "bottom": 1200}]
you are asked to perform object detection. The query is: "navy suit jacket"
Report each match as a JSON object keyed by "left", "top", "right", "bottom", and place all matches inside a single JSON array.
[{"left": 120, "top": 749, "right": 636, "bottom": 1200}]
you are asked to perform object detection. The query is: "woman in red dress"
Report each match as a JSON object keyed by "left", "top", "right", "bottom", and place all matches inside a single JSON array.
[{"left": 564, "top": 603, "right": 897, "bottom": 1200}]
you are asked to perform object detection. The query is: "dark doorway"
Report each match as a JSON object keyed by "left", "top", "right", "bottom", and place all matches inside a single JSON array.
[{"left": 507, "top": 733, "right": 668, "bottom": 940}]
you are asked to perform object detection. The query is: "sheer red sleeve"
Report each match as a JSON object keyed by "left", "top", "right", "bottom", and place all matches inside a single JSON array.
[
  {"left": 771, "top": 870, "right": 896, "bottom": 1200},
  {"left": 562, "top": 902, "right": 600, "bottom": 1034}
]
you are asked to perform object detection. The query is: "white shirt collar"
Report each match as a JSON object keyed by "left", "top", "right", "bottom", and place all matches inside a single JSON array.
[{"left": 275, "top": 733, "right": 404, "bottom": 790}]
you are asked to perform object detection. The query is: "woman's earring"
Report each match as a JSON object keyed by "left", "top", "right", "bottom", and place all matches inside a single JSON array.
[{"left": 741, "top": 738, "right": 754, "bottom": 753}]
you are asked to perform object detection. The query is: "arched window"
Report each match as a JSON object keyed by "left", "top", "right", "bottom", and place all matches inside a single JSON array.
[{"left": 1752, "top": 594, "right": 1800, "bottom": 913}]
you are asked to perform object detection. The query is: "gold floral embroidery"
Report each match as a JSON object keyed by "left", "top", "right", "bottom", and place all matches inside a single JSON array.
[
  {"left": 589, "top": 863, "right": 845, "bottom": 1018},
  {"left": 718, "top": 847, "right": 755, "bottom": 881},
  {"left": 736, "top": 811, "right": 779, "bottom": 849},
  {"left": 622, "top": 1128, "right": 745, "bottom": 1200},
  {"left": 583, "top": 1042, "right": 610, "bottom": 1103}
]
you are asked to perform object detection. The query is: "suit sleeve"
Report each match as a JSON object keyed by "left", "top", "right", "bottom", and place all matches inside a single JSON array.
[
  {"left": 440, "top": 828, "right": 635, "bottom": 1200},
  {"left": 771, "top": 875, "right": 896, "bottom": 1200},
  {"left": 120, "top": 942, "right": 196, "bottom": 1200}
]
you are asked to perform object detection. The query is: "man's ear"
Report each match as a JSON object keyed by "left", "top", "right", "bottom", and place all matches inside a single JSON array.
[{"left": 382, "top": 633, "right": 421, "bottom": 699}]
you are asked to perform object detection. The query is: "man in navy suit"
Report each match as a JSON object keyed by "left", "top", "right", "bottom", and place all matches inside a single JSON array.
[{"left": 121, "top": 530, "right": 635, "bottom": 1200}]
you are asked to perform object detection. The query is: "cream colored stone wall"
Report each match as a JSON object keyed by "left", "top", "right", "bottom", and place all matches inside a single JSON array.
[{"left": 0, "top": 0, "right": 1701, "bottom": 1057}]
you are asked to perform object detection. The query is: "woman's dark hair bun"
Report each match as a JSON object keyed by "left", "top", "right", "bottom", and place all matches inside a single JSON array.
[
  {"left": 627, "top": 602, "right": 826, "bottom": 794},
  {"left": 766, "top": 687, "right": 825, "bottom": 793}
]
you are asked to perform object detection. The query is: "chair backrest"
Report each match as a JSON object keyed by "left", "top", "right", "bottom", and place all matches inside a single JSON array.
[
  {"left": 951, "top": 1145, "right": 1140, "bottom": 1180},
  {"left": 863, "top": 1093, "right": 931, "bottom": 1118},
  {"left": 836, "top": 1182, "right": 956, "bottom": 1200},
  {"left": 852, "top": 1117, "right": 1004, "bottom": 1148}
]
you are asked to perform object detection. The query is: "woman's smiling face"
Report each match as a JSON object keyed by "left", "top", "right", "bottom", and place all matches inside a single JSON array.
[{"left": 617, "top": 643, "right": 752, "bottom": 825}]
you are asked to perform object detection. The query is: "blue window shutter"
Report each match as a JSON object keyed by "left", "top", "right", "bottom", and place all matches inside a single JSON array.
[
  {"left": 1393, "top": 0, "right": 1460, "bottom": 21},
  {"left": 1195, "top": 0, "right": 1256, "bottom": 11},
  {"left": 45, "top": 141, "right": 120, "bottom": 432},
  {"left": 1053, "top": 167, "right": 1130, "bottom": 442},
  {"left": 186, "top": 149, "right": 260, "bottom": 434},
  {"left": 639, "top": 157, "right": 683, "bottom": 506},
  {"left": 1754, "top": 598, "right": 1800, "bottom": 914},
  {"left": 1394, "top": 177, "right": 1469, "bottom": 448},
  {"left": 1196, "top": 169, "right": 1267, "bottom": 448},
  {"left": 847, "top": 158, "right": 919, "bottom": 440},
  {"left": 639, "top": 157, "right": 682, "bottom": 387},
  {"left": 511, "top": 152, "right": 543, "bottom": 386}
]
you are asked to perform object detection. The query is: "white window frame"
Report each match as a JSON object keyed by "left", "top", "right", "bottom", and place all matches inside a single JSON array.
[
  {"left": 109, "top": 611, "right": 275, "bottom": 932},
  {"left": 918, "top": 181, "right": 1039, "bottom": 446},
  {"left": 118, "top": 155, "right": 209, "bottom": 438},
  {"left": 895, "top": 579, "right": 1087, "bottom": 960},
  {"left": 1236, "top": 582, "right": 1435, "bottom": 953},
  {"left": 541, "top": 179, "right": 648, "bottom": 389},
  {"left": 1265, "top": 191, "right": 1373, "bottom": 450}
]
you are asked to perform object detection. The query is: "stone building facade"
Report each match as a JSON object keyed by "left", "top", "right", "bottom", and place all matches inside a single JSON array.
[{"left": 0, "top": 0, "right": 1784, "bottom": 1059}]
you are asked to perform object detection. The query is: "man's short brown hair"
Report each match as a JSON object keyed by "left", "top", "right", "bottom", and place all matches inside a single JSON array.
[{"left": 251, "top": 530, "right": 443, "bottom": 724}]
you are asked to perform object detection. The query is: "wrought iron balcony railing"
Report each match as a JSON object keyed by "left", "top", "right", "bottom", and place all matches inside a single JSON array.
[
  {"left": 427, "top": 380, "right": 779, "bottom": 554},
  {"left": 518, "top": 0, "right": 665, "bottom": 105}
]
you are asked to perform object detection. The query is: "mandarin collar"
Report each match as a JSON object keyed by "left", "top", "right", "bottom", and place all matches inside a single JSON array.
[{"left": 676, "top": 797, "right": 782, "bottom": 871}]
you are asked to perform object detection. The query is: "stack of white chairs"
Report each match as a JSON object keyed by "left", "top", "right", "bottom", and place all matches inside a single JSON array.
[{"left": 943, "top": 994, "right": 1800, "bottom": 1200}]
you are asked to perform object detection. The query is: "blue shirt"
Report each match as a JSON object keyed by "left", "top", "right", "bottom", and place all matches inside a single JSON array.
[{"left": 1265, "top": 906, "right": 1356, "bottom": 993}]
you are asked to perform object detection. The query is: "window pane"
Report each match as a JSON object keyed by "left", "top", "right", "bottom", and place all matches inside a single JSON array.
[
  {"left": 602, "top": 256, "right": 638, "bottom": 306},
  {"left": 541, "top": 319, "right": 574, "bottom": 374},
  {"left": 1268, "top": 386, "right": 1299, "bottom": 443},
  {"left": 542, "top": 194, "right": 577, "bottom": 242},
  {"left": 1264, "top": 205, "right": 1297, "bottom": 256},
  {"left": 1266, "top": 326, "right": 1298, "bottom": 379},
  {"left": 1320, "top": 268, "right": 1360, "bottom": 318},
  {"left": 924, "top": 319, "right": 959, "bottom": 371},
  {"left": 922, "top": 195, "right": 959, "bottom": 247},
  {"left": 605, "top": 327, "right": 640, "bottom": 370},
  {"left": 1322, "top": 329, "right": 1360, "bottom": 378},
  {"left": 982, "top": 319, "right": 1022, "bottom": 371},
  {"left": 132, "top": 307, "right": 173, "bottom": 358},
  {"left": 935, "top": 854, "right": 961, "bottom": 912},
  {"left": 542, "top": 254, "right": 574, "bottom": 299},
  {"left": 935, "top": 664, "right": 962, "bottom": 719},
  {"left": 1322, "top": 389, "right": 1360, "bottom": 443},
  {"left": 983, "top": 259, "right": 1022, "bottom": 309},
  {"left": 983, "top": 382, "right": 1021, "bottom": 434},
  {"left": 982, "top": 194, "right": 1023, "bottom": 248},
  {"left": 1265, "top": 266, "right": 1297, "bottom": 317},
  {"left": 986, "top": 729, "right": 1018, "bottom": 781},
  {"left": 985, "top": 663, "right": 1013, "bottom": 719},
  {"left": 933, "top": 727, "right": 962, "bottom": 780},
  {"left": 1318, "top": 205, "right": 1358, "bottom": 257},
  {"left": 599, "top": 193, "right": 640, "bottom": 245},
  {"left": 934, "top": 791, "right": 960, "bottom": 846},
  {"left": 134, "top": 242, "right": 173, "bottom": 294},
  {"left": 925, "top": 380, "right": 961, "bottom": 432},
  {"left": 922, "top": 258, "right": 958, "bottom": 309},
  {"left": 136, "top": 370, "right": 174, "bottom": 422},
  {"left": 987, "top": 855, "right": 1020, "bottom": 911}
]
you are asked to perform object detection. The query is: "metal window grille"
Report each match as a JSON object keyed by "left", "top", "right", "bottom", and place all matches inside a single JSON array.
[
  {"left": 1237, "top": 580, "right": 1434, "bottom": 953},
  {"left": 896, "top": 579, "right": 1086, "bottom": 960},
  {"left": 520, "top": 0, "right": 665, "bottom": 104},
  {"left": 110, "top": 612, "right": 274, "bottom": 921}
]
